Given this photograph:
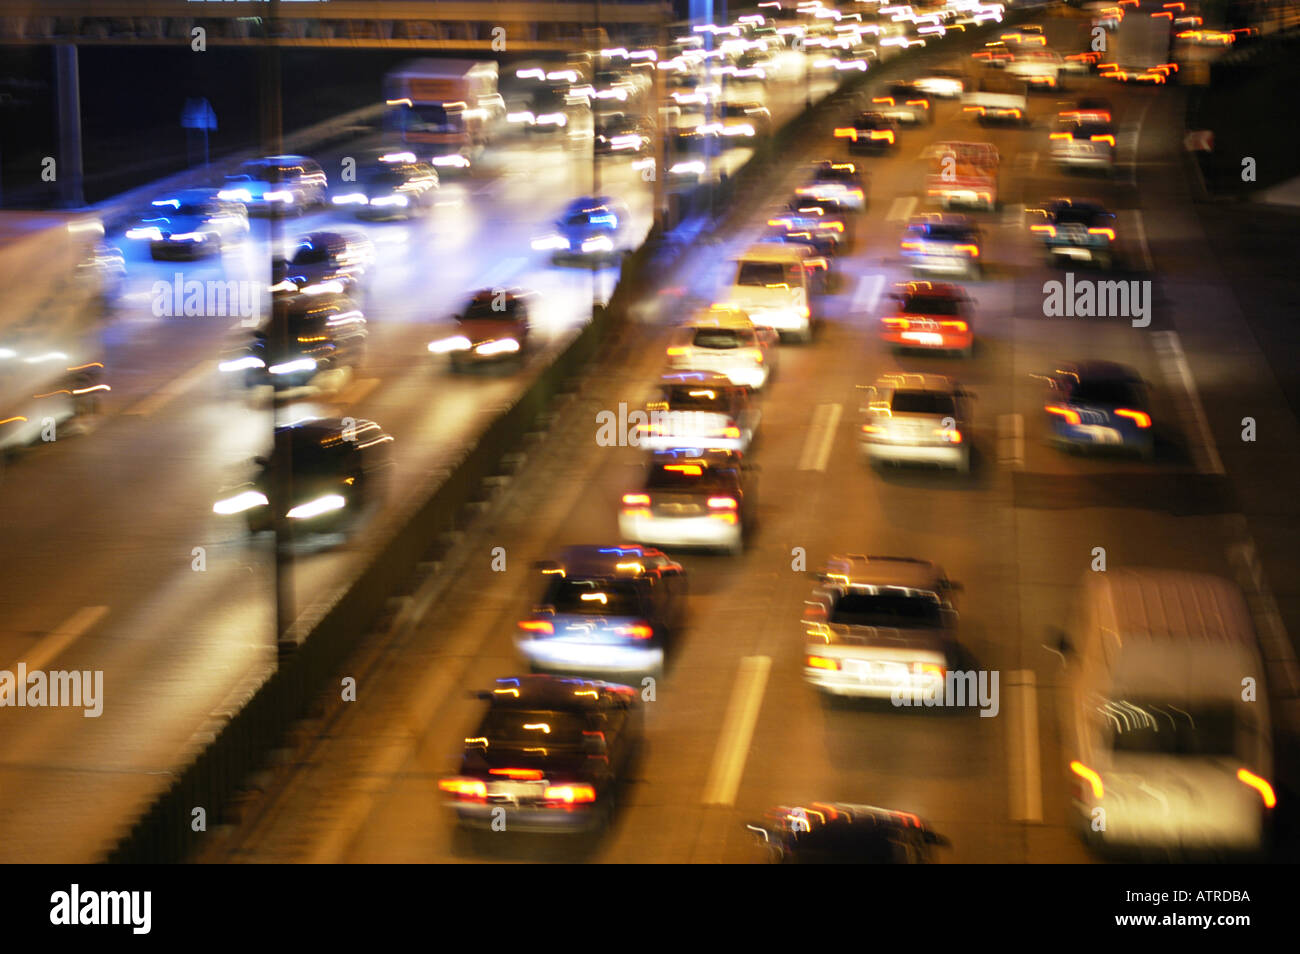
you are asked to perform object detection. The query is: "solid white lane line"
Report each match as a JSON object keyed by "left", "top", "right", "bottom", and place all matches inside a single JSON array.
[
  {"left": 1152, "top": 330, "right": 1225, "bottom": 475},
  {"left": 14, "top": 606, "right": 109, "bottom": 674},
  {"left": 797, "top": 402, "right": 842, "bottom": 472},
  {"left": 1131, "top": 209, "right": 1154, "bottom": 274},
  {"left": 124, "top": 359, "right": 212, "bottom": 417},
  {"left": 885, "top": 195, "right": 917, "bottom": 223},
  {"left": 702, "top": 655, "right": 772, "bottom": 806},
  {"left": 1006, "top": 669, "right": 1043, "bottom": 823},
  {"left": 997, "top": 413, "right": 1024, "bottom": 468}
]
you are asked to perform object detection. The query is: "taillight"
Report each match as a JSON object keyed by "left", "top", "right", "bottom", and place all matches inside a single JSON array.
[
  {"left": 954, "top": 244, "right": 980, "bottom": 257},
  {"left": 723, "top": 423, "right": 741, "bottom": 439},
  {"left": 544, "top": 783, "right": 597, "bottom": 804},
  {"left": 622, "top": 493, "right": 651, "bottom": 506},
  {"left": 1070, "top": 761, "right": 1104, "bottom": 799},
  {"left": 1046, "top": 404, "right": 1081, "bottom": 426},
  {"left": 1091, "top": 134, "right": 1116, "bottom": 147},
  {"left": 939, "top": 320, "right": 968, "bottom": 333},
  {"left": 619, "top": 621, "right": 654, "bottom": 640},
  {"left": 707, "top": 496, "right": 738, "bottom": 509},
  {"left": 1237, "top": 768, "right": 1276, "bottom": 808},
  {"left": 666, "top": 346, "right": 687, "bottom": 356},
  {"left": 1114, "top": 408, "right": 1151, "bottom": 428},
  {"left": 489, "top": 768, "right": 543, "bottom": 780},
  {"left": 900, "top": 240, "right": 923, "bottom": 251},
  {"left": 439, "top": 777, "right": 487, "bottom": 799},
  {"left": 861, "top": 423, "right": 883, "bottom": 434},
  {"left": 1030, "top": 224, "right": 1057, "bottom": 237},
  {"left": 912, "top": 662, "right": 945, "bottom": 678},
  {"left": 834, "top": 127, "right": 857, "bottom": 139},
  {"left": 518, "top": 619, "right": 555, "bottom": 635},
  {"left": 934, "top": 427, "right": 962, "bottom": 443},
  {"left": 806, "top": 655, "right": 839, "bottom": 671},
  {"left": 1088, "top": 227, "right": 1116, "bottom": 241},
  {"left": 883, "top": 316, "right": 910, "bottom": 329},
  {"left": 1049, "top": 132, "right": 1071, "bottom": 140}
]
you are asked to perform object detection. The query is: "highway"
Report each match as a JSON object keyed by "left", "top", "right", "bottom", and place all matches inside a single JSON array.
[
  {"left": 0, "top": 43, "right": 838, "bottom": 861},
  {"left": 196, "top": 13, "right": 1300, "bottom": 863}
]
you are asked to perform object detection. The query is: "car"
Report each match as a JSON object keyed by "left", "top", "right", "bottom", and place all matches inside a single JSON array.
[
  {"left": 439, "top": 675, "right": 642, "bottom": 835},
  {"left": 594, "top": 113, "right": 653, "bottom": 155},
  {"left": 619, "top": 448, "right": 756, "bottom": 554},
  {"left": 533, "top": 196, "right": 630, "bottom": 263},
  {"left": 1006, "top": 49, "right": 1066, "bottom": 90},
  {"left": 330, "top": 158, "right": 438, "bottom": 219},
  {"left": 879, "top": 281, "right": 974, "bottom": 358},
  {"left": 802, "top": 554, "right": 961, "bottom": 698},
  {"left": 859, "top": 372, "right": 972, "bottom": 472},
  {"left": 515, "top": 546, "right": 687, "bottom": 677},
  {"left": 867, "top": 83, "right": 934, "bottom": 125},
  {"left": 1035, "top": 360, "right": 1154, "bottom": 459},
  {"left": 212, "top": 417, "right": 393, "bottom": 535},
  {"left": 665, "top": 304, "right": 778, "bottom": 390},
  {"left": 800, "top": 160, "right": 867, "bottom": 211},
  {"left": 745, "top": 802, "right": 950, "bottom": 863},
  {"left": 722, "top": 244, "right": 824, "bottom": 342},
  {"left": 834, "top": 111, "right": 899, "bottom": 155},
  {"left": 774, "top": 195, "right": 851, "bottom": 252},
  {"left": 638, "top": 371, "right": 761, "bottom": 453},
  {"left": 1026, "top": 197, "right": 1119, "bottom": 268},
  {"left": 272, "top": 230, "right": 375, "bottom": 295},
  {"left": 716, "top": 101, "right": 772, "bottom": 141},
  {"left": 218, "top": 155, "right": 328, "bottom": 214},
  {"left": 218, "top": 291, "right": 367, "bottom": 394},
  {"left": 900, "top": 214, "right": 982, "bottom": 280},
  {"left": 1049, "top": 114, "right": 1117, "bottom": 174},
  {"left": 124, "top": 189, "right": 249, "bottom": 259},
  {"left": 912, "top": 69, "right": 965, "bottom": 99},
  {"left": 428, "top": 287, "right": 535, "bottom": 368}
]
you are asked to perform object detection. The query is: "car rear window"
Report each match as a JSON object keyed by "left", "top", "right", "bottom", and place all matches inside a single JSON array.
[
  {"left": 890, "top": 390, "right": 956, "bottom": 416},
  {"left": 1071, "top": 377, "right": 1141, "bottom": 407},
  {"left": 920, "top": 224, "right": 977, "bottom": 242},
  {"left": 830, "top": 589, "right": 944, "bottom": 628},
  {"left": 466, "top": 298, "right": 523, "bottom": 321},
  {"left": 661, "top": 384, "right": 735, "bottom": 413},
  {"left": 481, "top": 709, "right": 586, "bottom": 747},
  {"left": 900, "top": 295, "right": 961, "bottom": 316},
  {"left": 691, "top": 327, "right": 753, "bottom": 349},
  {"left": 1106, "top": 701, "right": 1236, "bottom": 756},
  {"left": 646, "top": 461, "right": 736, "bottom": 492},
  {"left": 548, "top": 579, "right": 643, "bottom": 616}
]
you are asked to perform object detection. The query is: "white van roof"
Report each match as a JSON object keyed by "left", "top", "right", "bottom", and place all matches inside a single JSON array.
[
  {"left": 736, "top": 243, "right": 811, "bottom": 264},
  {"left": 1094, "top": 569, "right": 1255, "bottom": 646}
]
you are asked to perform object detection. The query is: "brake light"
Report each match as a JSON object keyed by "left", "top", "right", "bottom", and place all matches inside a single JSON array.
[
  {"left": 934, "top": 427, "right": 962, "bottom": 443},
  {"left": 834, "top": 127, "right": 858, "bottom": 139},
  {"left": 954, "top": 244, "right": 980, "bottom": 257},
  {"left": 544, "top": 783, "right": 597, "bottom": 804},
  {"left": 900, "top": 240, "right": 923, "bottom": 251},
  {"left": 1114, "top": 408, "right": 1151, "bottom": 428},
  {"left": 806, "top": 655, "right": 839, "bottom": 671},
  {"left": 489, "top": 768, "right": 544, "bottom": 780},
  {"left": 723, "top": 424, "right": 741, "bottom": 439},
  {"left": 667, "top": 346, "right": 687, "bottom": 356},
  {"left": 940, "top": 320, "right": 968, "bottom": 333},
  {"left": 707, "top": 496, "right": 738, "bottom": 509},
  {"left": 518, "top": 619, "right": 555, "bottom": 635},
  {"left": 1237, "top": 768, "right": 1276, "bottom": 808},
  {"left": 1091, "top": 134, "right": 1116, "bottom": 147},
  {"left": 861, "top": 424, "right": 883, "bottom": 434},
  {"left": 1031, "top": 224, "right": 1057, "bottom": 237},
  {"left": 1070, "top": 761, "right": 1104, "bottom": 799},
  {"left": 618, "top": 622, "right": 654, "bottom": 640},
  {"left": 906, "top": 100, "right": 929, "bottom": 108},
  {"left": 622, "top": 493, "right": 651, "bottom": 506},
  {"left": 872, "top": 97, "right": 895, "bottom": 106},
  {"left": 439, "top": 777, "right": 487, "bottom": 799},
  {"left": 1049, "top": 132, "right": 1071, "bottom": 140},
  {"left": 1088, "top": 227, "right": 1116, "bottom": 241},
  {"left": 1046, "top": 404, "right": 1081, "bottom": 425},
  {"left": 912, "top": 662, "right": 945, "bottom": 678},
  {"left": 883, "top": 316, "right": 910, "bottom": 329}
]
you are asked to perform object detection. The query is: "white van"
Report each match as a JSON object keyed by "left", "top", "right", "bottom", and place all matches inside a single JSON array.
[
  {"left": 1060, "top": 569, "right": 1275, "bottom": 856},
  {"left": 721, "top": 244, "right": 824, "bottom": 343}
]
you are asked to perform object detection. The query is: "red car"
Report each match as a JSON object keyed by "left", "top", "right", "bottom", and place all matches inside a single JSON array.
[{"left": 879, "top": 281, "right": 974, "bottom": 358}]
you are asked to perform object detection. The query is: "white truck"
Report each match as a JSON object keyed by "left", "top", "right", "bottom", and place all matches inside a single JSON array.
[
  {"left": 0, "top": 211, "right": 114, "bottom": 453},
  {"left": 961, "top": 73, "right": 1028, "bottom": 124},
  {"left": 383, "top": 59, "right": 505, "bottom": 170}
]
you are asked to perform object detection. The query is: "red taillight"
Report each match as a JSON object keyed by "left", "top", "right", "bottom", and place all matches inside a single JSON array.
[
  {"left": 883, "top": 316, "right": 910, "bottom": 329},
  {"left": 1031, "top": 224, "right": 1057, "bottom": 237},
  {"left": 934, "top": 427, "right": 963, "bottom": 443},
  {"left": 619, "top": 621, "right": 654, "bottom": 640},
  {"left": 806, "top": 655, "right": 839, "bottom": 671},
  {"left": 517, "top": 619, "right": 555, "bottom": 635},
  {"left": 940, "top": 320, "right": 968, "bottom": 333},
  {"left": 439, "top": 777, "right": 487, "bottom": 799},
  {"left": 622, "top": 493, "right": 651, "bottom": 506},
  {"left": 1070, "top": 761, "right": 1104, "bottom": 799},
  {"left": 1238, "top": 768, "right": 1276, "bottom": 808},
  {"left": 1114, "top": 408, "right": 1151, "bottom": 428},
  {"left": 707, "top": 496, "right": 738, "bottom": 510},
  {"left": 1088, "top": 227, "right": 1116, "bottom": 241},
  {"left": 1046, "top": 404, "right": 1081, "bottom": 425},
  {"left": 489, "top": 768, "right": 544, "bottom": 780},
  {"left": 954, "top": 244, "right": 980, "bottom": 258},
  {"left": 834, "top": 127, "right": 857, "bottom": 139},
  {"left": 723, "top": 423, "right": 741, "bottom": 439},
  {"left": 1091, "top": 134, "right": 1116, "bottom": 147},
  {"left": 900, "top": 240, "right": 923, "bottom": 251},
  {"left": 544, "top": 783, "right": 597, "bottom": 804}
]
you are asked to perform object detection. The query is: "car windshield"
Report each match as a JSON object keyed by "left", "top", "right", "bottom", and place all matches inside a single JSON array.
[
  {"left": 361, "top": 168, "right": 408, "bottom": 188},
  {"left": 480, "top": 708, "right": 586, "bottom": 747},
  {"left": 411, "top": 104, "right": 464, "bottom": 132},
  {"left": 735, "top": 261, "right": 790, "bottom": 286},
  {"left": 1105, "top": 700, "right": 1237, "bottom": 756},
  {"left": 1071, "top": 377, "right": 1141, "bottom": 407},
  {"left": 240, "top": 162, "right": 295, "bottom": 182},
  {"left": 565, "top": 209, "right": 617, "bottom": 228},
  {"left": 691, "top": 327, "right": 753, "bottom": 349},
  {"left": 891, "top": 390, "right": 956, "bottom": 416},
  {"left": 901, "top": 295, "right": 961, "bottom": 316},
  {"left": 548, "top": 579, "right": 643, "bottom": 616},
  {"left": 291, "top": 242, "right": 331, "bottom": 266},
  {"left": 829, "top": 589, "right": 944, "bottom": 628},
  {"left": 661, "top": 385, "right": 733, "bottom": 413}
]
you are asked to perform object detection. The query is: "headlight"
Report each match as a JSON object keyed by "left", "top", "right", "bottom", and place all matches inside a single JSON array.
[
  {"left": 535, "top": 113, "right": 568, "bottom": 127},
  {"left": 263, "top": 190, "right": 294, "bottom": 202},
  {"left": 582, "top": 235, "right": 615, "bottom": 253},
  {"left": 671, "top": 160, "right": 706, "bottom": 176},
  {"left": 475, "top": 338, "right": 520, "bottom": 356},
  {"left": 332, "top": 193, "right": 370, "bottom": 205},
  {"left": 508, "top": 110, "right": 537, "bottom": 124},
  {"left": 531, "top": 234, "right": 570, "bottom": 251},
  {"left": 218, "top": 189, "right": 252, "bottom": 202},
  {"left": 125, "top": 227, "right": 164, "bottom": 241},
  {"left": 369, "top": 194, "right": 409, "bottom": 208},
  {"left": 219, "top": 356, "right": 266, "bottom": 373},
  {"left": 169, "top": 231, "right": 207, "bottom": 242},
  {"left": 428, "top": 336, "right": 472, "bottom": 354},
  {"left": 268, "top": 357, "right": 318, "bottom": 375},
  {"left": 432, "top": 154, "right": 471, "bottom": 168},
  {"left": 269, "top": 279, "right": 301, "bottom": 294},
  {"left": 300, "top": 280, "right": 346, "bottom": 296},
  {"left": 214, "top": 490, "right": 269, "bottom": 515},
  {"left": 286, "top": 494, "right": 347, "bottom": 520}
]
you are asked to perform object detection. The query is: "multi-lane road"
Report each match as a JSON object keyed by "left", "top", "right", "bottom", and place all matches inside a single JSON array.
[{"left": 194, "top": 15, "right": 1300, "bottom": 862}]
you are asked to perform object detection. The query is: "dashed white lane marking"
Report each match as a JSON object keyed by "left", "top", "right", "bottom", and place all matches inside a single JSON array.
[
  {"left": 702, "top": 655, "right": 772, "bottom": 806},
  {"left": 1152, "top": 330, "right": 1224, "bottom": 475},
  {"left": 798, "top": 402, "right": 842, "bottom": 472},
  {"left": 997, "top": 412, "right": 1024, "bottom": 468},
  {"left": 13, "top": 606, "right": 109, "bottom": 674},
  {"left": 885, "top": 195, "right": 918, "bottom": 223},
  {"left": 1006, "top": 669, "right": 1043, "bottom": 823},
  {"left": 1131, "top": 209, "right": 1155, "bottom": 274},
  {"left": 851, "top": 273, "right": 887, "bottom": 315},
  {"left": 124, "top": 359, "right": 212, "bottom": 417}
]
